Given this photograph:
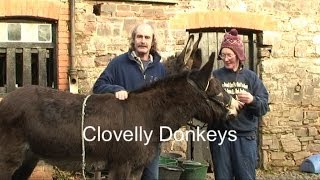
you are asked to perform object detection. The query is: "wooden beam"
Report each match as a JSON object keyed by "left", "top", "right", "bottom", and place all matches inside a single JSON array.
[
  {"left": 23, "top": 48, "right": 32, "bottom": 86},
  {"left": 6, "top": 48, "right": 16, "bottom": 92},
  {"left": 0, "top": 42, "right": 54, "bottom": 49},
  {"left": 38, "top": 49, "right": 47, "bottom": 86}
]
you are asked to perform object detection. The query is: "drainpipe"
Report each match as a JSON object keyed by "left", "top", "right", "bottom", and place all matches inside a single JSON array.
[{"left": 69, "top": 0, "right": 79, "bottom": 93}]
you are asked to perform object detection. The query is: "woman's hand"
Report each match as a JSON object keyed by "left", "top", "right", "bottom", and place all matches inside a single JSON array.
[{"left": 237, "top": 91, "right": 254, "bottom": 104}]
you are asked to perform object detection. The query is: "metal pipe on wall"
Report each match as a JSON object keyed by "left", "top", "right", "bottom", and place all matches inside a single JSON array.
[{"left": 69, "top": 0, "right": 78, "bottom": 93}]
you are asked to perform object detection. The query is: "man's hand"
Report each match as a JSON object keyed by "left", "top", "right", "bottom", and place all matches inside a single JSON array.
[
  {"left": 237, "top": 91, "right": 254, "bottom": 105},
  {"left": 115, "top": 90, "right": 128, "bottom": 100}
]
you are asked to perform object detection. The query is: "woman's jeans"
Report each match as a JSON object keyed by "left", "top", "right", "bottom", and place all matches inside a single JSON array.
[{"left": 210, "top": 135, "right": 257, "bottom": 180}]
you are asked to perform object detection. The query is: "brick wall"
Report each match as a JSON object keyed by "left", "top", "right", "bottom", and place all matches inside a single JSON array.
[{"left": 0, "top": 0, "right": 70, "bottom": 91}]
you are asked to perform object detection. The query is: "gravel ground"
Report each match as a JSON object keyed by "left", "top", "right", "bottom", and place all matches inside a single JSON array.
[
  {"left": 205, "top": 170, "right": 320, "bottom": 180},
  {"left": 256, "top": 170, "right": 320, "bottom": 180},
  {"left": 56, "top": 169, "right": 320, "bottom": 179}
]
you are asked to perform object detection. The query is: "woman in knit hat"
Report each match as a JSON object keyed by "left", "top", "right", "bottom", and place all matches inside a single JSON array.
[{"left": 208, "top": 29, "right": 269, "bottom": 180}]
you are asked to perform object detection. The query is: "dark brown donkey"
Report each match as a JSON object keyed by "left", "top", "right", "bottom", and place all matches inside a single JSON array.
[{"left": 0, "top": 34, "right": 239, "bottom": 179}]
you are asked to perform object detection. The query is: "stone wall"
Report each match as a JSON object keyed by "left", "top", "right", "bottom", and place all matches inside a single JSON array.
[
  {"left": 231, "top": 2, "right": 320, "bottom": 168},
  {"left": 74, "top": 0, "right": 320, "bottom": 171},
  {"left": 75, "top": 0, "right": 189, "bottom": 93},
  {"left": 258, "top": 5, "right": 320, "bottom": 169}
]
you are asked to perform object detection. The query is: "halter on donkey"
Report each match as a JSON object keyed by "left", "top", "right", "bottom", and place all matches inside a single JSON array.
[{"left": 0, "top": 33, "right": 240, "bottom": 179}]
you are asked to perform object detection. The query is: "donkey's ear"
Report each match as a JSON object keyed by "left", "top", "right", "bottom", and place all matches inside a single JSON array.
[
  {"left": 198, "top": 52, "right": 215, "bottom": 82},
  {"left": 176, "top": 34, "right": 194, "bottom": 70},
  {"left": 186, "top": 33, "right": 203, "bottom": 70},
  {"left": 191, "top": 48, "right": 202, "bottom": 70}
]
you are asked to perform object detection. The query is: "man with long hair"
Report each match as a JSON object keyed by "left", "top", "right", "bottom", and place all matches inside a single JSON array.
[{"left": 93, "top": 23, "right": 166, "bottom": 179}]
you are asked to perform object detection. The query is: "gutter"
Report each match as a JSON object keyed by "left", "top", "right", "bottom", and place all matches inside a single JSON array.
[{"left": 69, "top": 0, "right": 78, "bottom": 93}]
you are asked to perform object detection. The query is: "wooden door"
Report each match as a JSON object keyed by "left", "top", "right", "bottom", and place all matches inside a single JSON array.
[{"left": 0, "top": 43, "right": 55, "bottom": 94}]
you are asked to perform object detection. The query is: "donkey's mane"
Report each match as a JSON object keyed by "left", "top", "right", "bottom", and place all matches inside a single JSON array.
[{"left": 132, "top": 71, "right": 190, "bottom": 94}]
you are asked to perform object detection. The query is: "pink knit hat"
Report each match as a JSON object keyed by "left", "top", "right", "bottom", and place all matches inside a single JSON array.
[{"left": 218, "top": 29, "right": 246, "bottom": 61}]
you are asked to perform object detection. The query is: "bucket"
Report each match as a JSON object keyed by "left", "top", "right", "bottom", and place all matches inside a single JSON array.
[
  {"left": 300, "top": 154, "right": 320, "bottom": 173},
  {"left": 159, "top": 153, "right": 184, "bottom": 180},
  {"left": 160, "top": 152, "right": 183, "bottom": 166},
  {"left": 161, "top": 152, "right": 183, "bottom": 159},
  {"left": 179, "top": 160, "right": 208, "bottom": 180},
  {"left": 159, "top": 165, "right": 184, "bottom": 180},
  {"left": 159, "top": 155, "right": 178, "bottom": 166}
]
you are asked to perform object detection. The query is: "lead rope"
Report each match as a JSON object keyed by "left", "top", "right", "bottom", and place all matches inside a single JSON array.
[
  {"left": 204, "top": 78, "right": 210, "bottom": 91},
  {"left": 234, "top": 63, "right": 242, "bottom": 100},
  {"left": 81, "top": 94, "right": 91, "bottom": 180}
]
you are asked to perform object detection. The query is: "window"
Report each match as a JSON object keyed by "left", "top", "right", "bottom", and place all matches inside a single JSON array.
[
  {"left": 8, "top": 23, "right": 21, "bottom": 41},
  {"left": 0, "top": 23, "right": 52, "bottom": 43},
  {"left": 0, "top": 21, "right": 56, "bottom": 94}
]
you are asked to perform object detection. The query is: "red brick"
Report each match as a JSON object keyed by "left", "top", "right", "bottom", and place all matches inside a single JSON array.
[
  {"left": 58, "top": 49, "right": 69, "bottom": 56},
  {"left": 59, "top": 54, "right": 69, "bottom": 61},
  {"left": 58, "top": 66, "right": 69, "bottom": 72},
  {"left": 0, "top": 1, "right": 5, "bottom": 16},
  {"left": 58, "top": 43, "right": 68, "bottom": 50},
  {"left": 58, "top": 24, "right": 69, "bottom": 32},
  {"left": 20, "top": 0, "right": 28, "bottom": 16},
  {"left": 14, "top": 0, "right": 22, "bottom": 15},
  {"left": 37, "top": 0, "right": 46, "bottom": 17},
  {"left": 58, "top": 60, "right": 69, "bottom": 67},
  {"left": 58, "top": 83, "right": 69, "bottom": 91},
  {"left": 58, "top": 72, "right": 68, "bottom": 79},
  {"left": 58, "top": 79, "right": 69, "bottom": 84},
  {"left": 59, "top": 7, "right": 70, "bottom": 16},
  {"left": 59, "top": 68, "right": 69, "bottom": 73},
  {"left": 58, "top": 79, "right": 69, "bottom": 85},
  {"left": 47, "top": 2, "right": 61, "bottom": 19},
  {"left": 58, "top": 21, "right": 68, "bottom": 28},
  {"left": 4, "top": 0, "right": 13, "bottom": 16},
  {"left": 58, "top": 31, "right": 70, "bottom": 38},
  {"left": 30, "top": 0, "right": 36, "bottom": 16},
  {"left": 59, "top": 14, "right": 70, "bottom": 21},
  {"left": 58, "top": 37, "right": 70, "bottom": 44}
]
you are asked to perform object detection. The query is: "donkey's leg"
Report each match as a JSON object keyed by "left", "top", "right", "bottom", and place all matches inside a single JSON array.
[
  {"left": 108, "top": 163, "right": 132, "bottom": 180},
  {"left": 0, "top": 128, "right": 27, "bottom": 179},
  {"left": 12, "top": 149, "right": 39, "bottom": 180},
  {"left": 131, "top": 167, "right": 144, "bottom": 180},
  {"left": 0, "top": 172, "right": 12, "bottom": 180}
]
